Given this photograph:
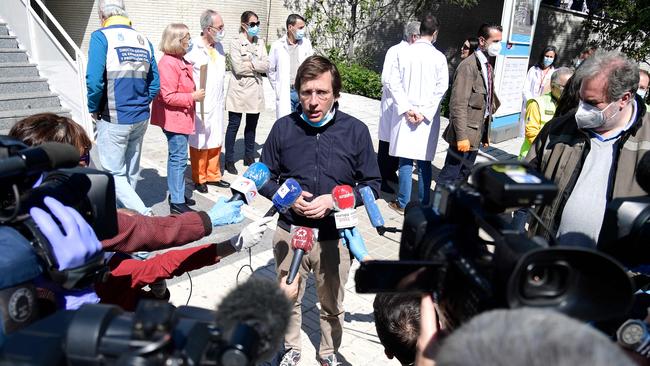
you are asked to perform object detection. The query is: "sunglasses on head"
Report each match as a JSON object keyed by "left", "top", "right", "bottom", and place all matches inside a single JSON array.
[
  {"left": 248, "top": 21, "right": 261, "bottom": 27},
  {"left": 462, "top": 44, "right": 470, "bottom": 50}
]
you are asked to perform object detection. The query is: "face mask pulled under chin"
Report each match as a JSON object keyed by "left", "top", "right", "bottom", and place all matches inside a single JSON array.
[
  {"left": 301, "top": 108, "right": 335, "bottom": 128},
  {"left": 575, "top": 100, "right": 620, "bottom": 130}
]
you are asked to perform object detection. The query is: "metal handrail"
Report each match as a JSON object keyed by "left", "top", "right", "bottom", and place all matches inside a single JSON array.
[{"left": 21, "top": 0, "right": 91, "bottom": 137}]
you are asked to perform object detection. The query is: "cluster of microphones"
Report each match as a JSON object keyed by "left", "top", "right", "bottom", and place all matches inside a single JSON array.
[{"left": 228, "top": 161, "right": 400, "bottom": 286}]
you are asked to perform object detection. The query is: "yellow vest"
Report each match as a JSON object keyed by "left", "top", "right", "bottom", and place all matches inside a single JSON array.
[{"left": 519, "top": 93, "right": 556, "bottom": 159}]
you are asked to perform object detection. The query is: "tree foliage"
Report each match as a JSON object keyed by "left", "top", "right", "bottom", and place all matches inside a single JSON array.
[
  {"left": 284, "top": 0, "right": 478, "bottom": 62},
  {"left": 584, "top": 0, "right": 650, "bottom": 64}
]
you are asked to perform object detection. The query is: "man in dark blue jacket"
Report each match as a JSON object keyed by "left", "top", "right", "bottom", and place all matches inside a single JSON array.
[{"left": 259, "top": 55, "right": 380, "bottom": 366}]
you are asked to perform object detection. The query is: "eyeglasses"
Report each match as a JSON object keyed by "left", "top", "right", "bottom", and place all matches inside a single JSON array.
[
  {"left": 248, "top": 21, "right": 261, "bottom": 27},
  {"left": 208, "top": 25, "right": 224, "bottom": 32},
  {"left": 299, "top": 89, "right": 332, "bottom": 100}
]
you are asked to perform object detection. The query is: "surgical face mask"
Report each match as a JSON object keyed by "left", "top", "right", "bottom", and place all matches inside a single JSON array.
[
  {"left": 294, "top": 28, "right": 305, "bottom": 41},
  {"left": 637, "top": 88, "right": 648, "bottom": 99},
  {"left": 301, "top": 108, "right": 335, "bottom": 128},
  {"left": 575, "top": 100, "right": 620, "bottom": 130},
  {"left": 487, "top": 42, "right": 501, "bottom": 57},
  {"left": 543, "top": 56, "right": 554, "bottom": 67},
  {"left": 215, "top": 29, "right": 225, "bottom": 42},
  {"left": 247, "top": 26, "right": 259, "bottom": 38}
]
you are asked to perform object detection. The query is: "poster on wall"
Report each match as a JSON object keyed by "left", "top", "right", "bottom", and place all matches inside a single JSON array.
[
  {"left": 509, "top": 0, "right": 537, "bottom": 44},
  {"left": 494, "top": 56, "right": 529, "bottom": 117}
]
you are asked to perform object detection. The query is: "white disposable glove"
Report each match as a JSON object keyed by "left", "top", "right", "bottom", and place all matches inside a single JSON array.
[{"left": 229, "top": 217, "right": 274, "bottom": 251}]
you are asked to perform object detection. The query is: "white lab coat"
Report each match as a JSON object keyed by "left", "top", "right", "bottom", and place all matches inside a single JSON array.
[
  {"left": 268, "top": 35, "right": 313, "bottom": 120},
  {"left": 378, "top": 40, "right": 409, "bottom": 142},
  {"left": 184, "top": 39, "right": 226, "bottom": 149},
  {"left": 387, "top": 39, "right": 449, "bottom": 161},
  {"left": 519, "top": 65, "right": 554, "bottom": 132}
]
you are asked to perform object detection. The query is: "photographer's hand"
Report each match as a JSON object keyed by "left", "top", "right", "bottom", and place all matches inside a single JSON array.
[
  {"left": 208, "top": 197, "right": 245, "bottom": 226},
  {"left": 30, "top": 196, "right": 102, "bottom": 270}
]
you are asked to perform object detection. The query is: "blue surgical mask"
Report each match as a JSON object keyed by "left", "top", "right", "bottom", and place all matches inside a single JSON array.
[
  {"left": 543, "top": 56, "right": 554, "bottom": 67},
  {"left": 301, "top": 108, "right": 335, "bottom": 128},
  {"left": 216, "top": 29, "right": 225, "bottom": 42},
  {"left": 295, "top": 29, "right": 305, "bottom": 41},
  {"left": 247, "top": 26, "right": 259, "bottom": 38}
]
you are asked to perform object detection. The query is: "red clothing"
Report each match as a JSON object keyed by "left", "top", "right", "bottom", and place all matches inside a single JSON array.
[
  {"left": 150, "top": 54, "right": 197, "bottom": 134},
  {"left": 96, "top": 243, "right": 224, "bottom": 311},
  {"left": 102, "top": 211, "right": 212, "bottom": 253}
]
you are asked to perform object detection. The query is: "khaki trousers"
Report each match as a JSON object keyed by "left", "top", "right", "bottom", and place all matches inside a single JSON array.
[{"left": 273, "top": 226, "right": 352, "bottom": 357}]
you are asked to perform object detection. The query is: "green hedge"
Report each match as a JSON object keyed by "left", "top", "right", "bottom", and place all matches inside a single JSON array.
[{"left": 335, "top": 62, "right": 382, "bottom": 100}]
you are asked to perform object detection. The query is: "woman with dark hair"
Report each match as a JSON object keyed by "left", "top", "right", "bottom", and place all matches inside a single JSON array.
[
  {"left": 519, "top": 45, "right": 558, "bottom": 135},
  {"left": 460, "top": 37, "right": 479, "bottom": 59},
  {"left": 224, "top": 10, "right": 269, "bottom": 175}
]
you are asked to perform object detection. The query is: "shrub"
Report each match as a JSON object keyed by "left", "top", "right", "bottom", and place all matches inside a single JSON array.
[{"left": 335, "top": 62, "right": 382, "bottom": 100}]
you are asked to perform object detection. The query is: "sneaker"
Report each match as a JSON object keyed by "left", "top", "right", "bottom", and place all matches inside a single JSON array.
[
  {"left": 279, "top": 349, "right": 301, "bottom": 366},
  {"left": 388, "top": 201, "right": 404, "bottom": 215},
  {"left": 318, "top": 354, "right": 341, "bottom": 366}
]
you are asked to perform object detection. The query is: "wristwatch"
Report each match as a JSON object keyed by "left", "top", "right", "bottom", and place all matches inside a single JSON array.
[{"left": 617, "top": 319, "right": 650, "bottom": 356}]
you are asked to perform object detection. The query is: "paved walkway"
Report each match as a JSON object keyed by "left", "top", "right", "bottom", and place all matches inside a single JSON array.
[{"left": 134, "top": 78, "right": 523, "bottom": 365}]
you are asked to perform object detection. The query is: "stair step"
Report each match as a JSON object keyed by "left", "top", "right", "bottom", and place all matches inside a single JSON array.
[
  {"left": 0, "top": 24, "right": 8, "bottom": 36},
  {"left": 0, "top": 48, "right": 27, "bottom": 62},
  {"left": 0, "top": 91, "right": 61, "bottom": 111},
  {"left": 0, "top": 62, "right": 39, "bottom": 77},
  {"left": 0, "top": 106, "right": 71, "bottom": 133},
  {"left": 0, "top": 76, "right": 50, "bottom": 93},
  {"left": 0, "top": 36, "right": 18, "bottom": 48}
]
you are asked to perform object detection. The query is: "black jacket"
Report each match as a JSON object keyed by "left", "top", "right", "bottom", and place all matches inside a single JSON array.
[{"left": 259, "top": 104, "right": 381, "bottom": 240}]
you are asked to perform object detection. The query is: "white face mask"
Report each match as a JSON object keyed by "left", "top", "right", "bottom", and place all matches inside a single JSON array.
[
  {"left": 215, "top": 29, "right": 225, "bottom": 42},
  {"left": 487, "top": 42, "right": 501, "bottom": 57},
  {"left": 575, "top": 100, "right": 620, "bottom": 130},
  {"left": 637, "top": 88, "right": 648, "bottom": 99}
]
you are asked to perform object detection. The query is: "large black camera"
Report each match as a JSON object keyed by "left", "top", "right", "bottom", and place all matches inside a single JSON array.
[
  {"left": 0, "top": 136, "right": 118, "bottom": 290},
  {"left": 356, "top": 162, "right": 634, "bottom": 329}
]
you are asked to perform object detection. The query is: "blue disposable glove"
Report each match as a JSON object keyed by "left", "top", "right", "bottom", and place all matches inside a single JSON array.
[
  {"left": 208, "top": 197, "right": 244, "bottom": 226},
  {"left": 341, "top": 228, "right": 370, "bottom": 262},
  {"left": 29, "top": 196, "right": 103, "bottom": 270}
]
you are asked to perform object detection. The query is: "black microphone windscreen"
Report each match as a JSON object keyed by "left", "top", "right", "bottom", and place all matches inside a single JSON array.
[
  {"left": 38, "top": 142, "right": 80, "bottom": 169},
  {"left": 637, "top": 151, "right": 650, "bottom": 194},
  {"left": 215, "top": 277, "right": 292, "bottom": 363}
]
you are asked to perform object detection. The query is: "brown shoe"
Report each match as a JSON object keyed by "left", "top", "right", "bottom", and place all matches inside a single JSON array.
[{"left": 388, "top": 201, "right": 404, "bottom": 215}]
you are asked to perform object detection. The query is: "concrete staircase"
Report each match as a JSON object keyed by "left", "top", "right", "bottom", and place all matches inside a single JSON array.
[{"left": 0, "top": 22, "right": 70, "bottom": 135}]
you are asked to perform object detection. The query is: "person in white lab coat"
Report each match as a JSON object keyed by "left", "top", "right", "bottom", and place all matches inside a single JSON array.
[
  {"left": 387, "top": 14, "right": 449, "bottom": 213},
  {"left": 268, "top": 14, "right": 313, "bottom": 120},
  {"left": 377, "top": 20, "right": 420, "bottom": 194},
  {"left": 184, "top": 9, "right": 230, "bottom": 193},
  {"left": 519, "top": 45, "right": 557, "bottom": 136}
]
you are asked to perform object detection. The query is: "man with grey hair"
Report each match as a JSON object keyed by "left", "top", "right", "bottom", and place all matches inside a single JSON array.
[
  {"left": 429, "top": 308, "right": 634, "bottom": 366},
  {"left": 526, "top": 50, "right": 649, "bottom": 245},
  {"left": 87, "top": 0, "right": 160, "bottom": 215},
  {"left": 377, "top": 20, "right": 420, "bottom": 194}
]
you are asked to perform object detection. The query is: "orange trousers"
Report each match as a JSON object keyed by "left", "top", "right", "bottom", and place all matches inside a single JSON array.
[{"left": 189, "top": 147, "right": 222, "bottom": 184}]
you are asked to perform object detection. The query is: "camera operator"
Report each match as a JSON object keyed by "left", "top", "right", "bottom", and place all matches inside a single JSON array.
[
  {"left": 418, "top": 306, "right": 635, "bottom": 366},
  {"left": 373, "top": 293, "right": 421, "bottom": 366},
  {"left": 9, "top": 113, "right": 246, "bottom": 255},
  {"left": 525, "top": 50, "right": 648, "bottom": 245}
]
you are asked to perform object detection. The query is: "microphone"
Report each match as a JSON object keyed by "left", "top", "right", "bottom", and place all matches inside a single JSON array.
[
  {"left": 228, "top": 162, "right": 270, "bottom": 204},
  {"left": 332, "top": 185, "right": 358, "bottom": 230},
  {"left": 359, "top": 186, "right": 402, "bottom": 235},
  {"left": 286, "top": 226, "right": 315, "bottom": 285},
  {"left": 265, "top": 178, "right": 303, "bottom": 217},
  {"left": 215, "top": 277, "right": 292, "bottom": 364},
  {"left": 636, "top": 150, "right": 650, "bottom": 194},
  {"left": 0, "top": 142, "right": 80, "bottom": 180}
]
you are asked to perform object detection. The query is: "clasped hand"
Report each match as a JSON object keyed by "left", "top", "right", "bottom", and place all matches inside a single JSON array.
[{"left": 291, "top": 191, "right": 333, "bottom": 219}]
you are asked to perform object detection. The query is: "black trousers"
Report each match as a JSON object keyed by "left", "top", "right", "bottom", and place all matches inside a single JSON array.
[{"left": 377, "top": 140, "right": 399, "bottom": 186}]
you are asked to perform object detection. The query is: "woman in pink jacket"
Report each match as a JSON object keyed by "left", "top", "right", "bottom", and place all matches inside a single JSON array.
[{"left": 151, "top": 23, "right": 205, "bottom": 214}]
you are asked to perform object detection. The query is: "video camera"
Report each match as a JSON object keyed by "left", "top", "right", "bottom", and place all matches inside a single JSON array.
[
  {"left": 0, "top": 136, "right": 117, "bottom": 290},
  {"left": 0, "top": 276, "right": 291, "bottom": 366},
  {"left": 355, "top": 161, "right": 635, "bottom": 329}
]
